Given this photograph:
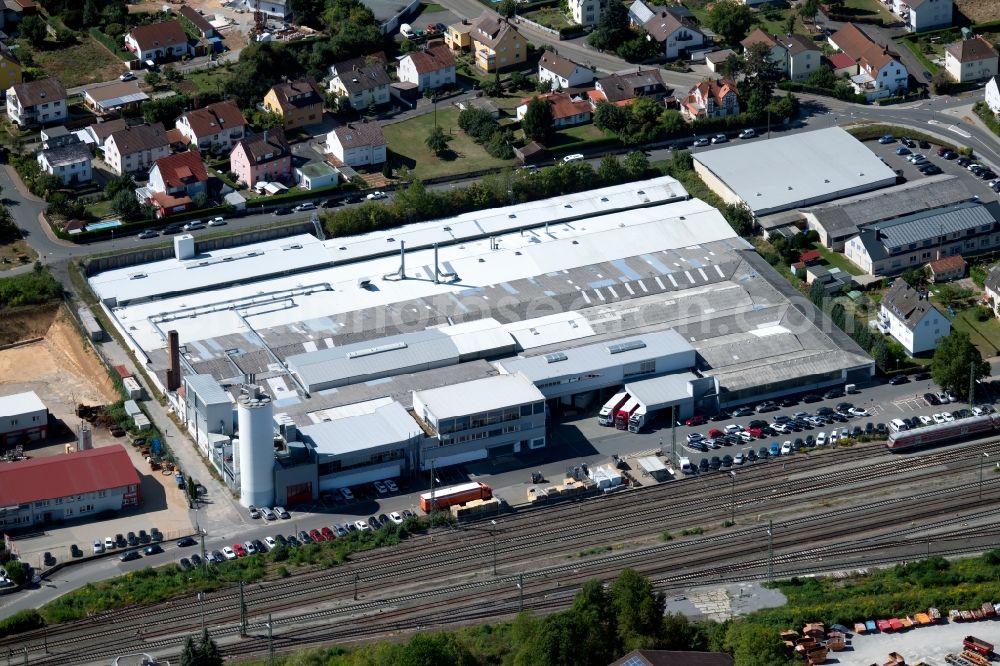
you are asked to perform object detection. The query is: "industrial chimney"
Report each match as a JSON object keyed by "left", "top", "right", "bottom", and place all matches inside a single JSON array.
[{"left": 166, "top": 330, "right": 181, "bottom": 391}]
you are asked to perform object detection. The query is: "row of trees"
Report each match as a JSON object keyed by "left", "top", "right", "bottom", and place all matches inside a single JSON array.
[
  {"left": 457, "top": 107, "right": 516, "bottom": 159},
  {"left": 0, "top": 263, "right": 64, "bottom": 308}
]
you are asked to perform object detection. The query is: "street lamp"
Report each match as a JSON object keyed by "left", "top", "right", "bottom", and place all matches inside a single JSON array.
[
  {"left": 490, "top": 519, "right": 497, "bottom": 576},
  {"left": 981, "top": 452, "right": 990, "bottom": 500},
  {"left": 729, "top": 471, "right": 736, "bottom": 525}
]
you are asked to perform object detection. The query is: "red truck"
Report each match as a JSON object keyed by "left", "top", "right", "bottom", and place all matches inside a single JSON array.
[
  {"left": 615, "top": 397, "right": 640, "bottom": 430},
  {"left": 965, "top": 636, "right": 994, "bottom": 656}
]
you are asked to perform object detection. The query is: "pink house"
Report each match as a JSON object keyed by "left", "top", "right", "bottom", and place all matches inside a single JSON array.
[{"left": 229, "top": 129, "right": 292, "bottom": 187}]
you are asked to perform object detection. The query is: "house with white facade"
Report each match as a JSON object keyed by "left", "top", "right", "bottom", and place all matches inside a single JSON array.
[
  {"left": 327, "top": 122, "right": 386, "bottom": 167},
  {"left": 243, "top": 0, "right": 290, "bottom": 19},
  {"left": 37, "top": 140, "right": 91, "bottom": 186},
  {"left": 329, "top": 57, "right": 391, "bottom": 110},
  {"left": 538, "top": 51, "right": 594, "bottom": 91},
  {"left": 984, "top": 266, "right": 1000, "bottom": 317},
  {"left": 893, "top": 0, "right": 952, "bottom": 32},
  {"left": 640, "top": 8, "right": 705, "bottom": 60},
  {"left": 829, "top": 23, "right": 908, "bottom": 100},
  {"left": 516, "top": 92, "right": 592, "bottom": 128},
  {"left": 143, "top": 150, "right": 208, "bottom": 218},
  {"left": 877, "top": 277, "right": 950, "bottom": 355},
  {"left": 397, "top": 45, "right": 456, "bottom": 92},
  {"left": 743, "top": 30, "right": 821, "bottom": 81},
  {"left": 568, "top": 0, "right": 607, "bottom": 26},
  {"left": 175, "top": 100, "right": 247, "bottom": 152},
  {"left": 6, "top": 77, "right": 66, "bottom": 127},
  {"left": 103, "top": 123, "right": 169, "bottom": 176},
  {"left": 944, "top": 36, "right": 998, "bottom": 83},
  {"left": 681, "top": 79, "right": 740, "bottom": 120},
  {"left": 124, "top": 21, "right": 188, "bottom": 62},
  {"left": 987, "top": 75, "right": 1000, "bottom": 116}
]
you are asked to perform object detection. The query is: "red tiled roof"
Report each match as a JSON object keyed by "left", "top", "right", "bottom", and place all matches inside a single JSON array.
[
  {"left": 0, "top": 445, "right": 140, "bottom": 506},
  {"left": 741, "top": 28, "right": 778, "bottom": 49},
  {"left": 179, "top": 100, "right": 246, "bottom": 139},
  {"left": 946, "top": 36, "right": 998, "bottom": 64},
  {"left": 153, "top": 150, "right": 208, "bottom": 188},
  {"left": 151, "top": 190, "right": 193, "bottom": 209},
  {"left": 405, "top": 44, "right": 455, "bottom": 74},
  {"left": 929, "top": 254, "right": 966, "bottom": 272},
  {"left": 520, "top": 92, "right": 590, "bottom": 121},
  {"left": 799, "top": 250, "right": 822, "bottom": 263},
  {"left": 827, "top": 52, "right": 855, "bottom": 69}
]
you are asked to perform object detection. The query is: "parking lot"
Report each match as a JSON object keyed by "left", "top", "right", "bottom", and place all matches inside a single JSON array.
[{"left": 865, "top": 134, "right": 1000, "bottom": 200}]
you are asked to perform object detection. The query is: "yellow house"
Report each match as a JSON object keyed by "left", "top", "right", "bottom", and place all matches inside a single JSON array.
[
  {"left": 263, "top": 79, "right": 324, "bottom": 131},
  {"left": 0, "top": 44, "right": 23, "bottom": 91},
  {"left": 445, "top": 22, "right": 472, "bottom": 52},
  {"left": 470, "top": 12, "right": 525, "bottom": 73}
]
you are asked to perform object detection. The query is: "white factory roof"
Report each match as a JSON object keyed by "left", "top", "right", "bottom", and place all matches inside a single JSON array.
[
  {"left": 184, "top": 374, "right": 232, "bottom": 405},
  {"left": 299, "top": 400, "right": 420, "bottom": 456},
  {"left": 415, "top": 373, "right": 544, "bottom": 419},
  {"left": 625, "top": 371, "right": 699, "bottom": 410},
  {"left": 89, "top": 176, "right": 688, "bottom": 307},
  {"left": 495, "top": 330, "right": 693, "bottom": 382},
  {"left": 692, "top": 127, "right": 896, "bottom": 215},
  {"left": 100, "top": 196, "right": 738, "bottom": 353},
  {"left": 0, "top": 391, "right": 46, "bottom": 417}
]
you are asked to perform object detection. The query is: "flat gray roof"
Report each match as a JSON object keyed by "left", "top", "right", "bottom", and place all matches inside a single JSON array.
[
  {"left": 184, "top": 373, "right": 232, "bottom": 406},
  {"left": 415, "top": 373, "right": 544, "bottom": 419},
  {"left": 626, "top": 371, "right": 698, "bottom": 410},
  {"left": 299, "top": 401, "right": 421, "bottom": 456},
  {"left": 693, "top": 127, "right": 896, "bottom": 215}
]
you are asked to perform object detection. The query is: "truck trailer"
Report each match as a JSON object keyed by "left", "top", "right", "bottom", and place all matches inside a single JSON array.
[
  {"left": 628, "top": 404, "right": 647, "bottom": 433},
  {"left": 598, "top": 391, "right": 628, "bottom": 426},
  {"left": 615, "top": 397, "right": 640, "bottom": 430}
]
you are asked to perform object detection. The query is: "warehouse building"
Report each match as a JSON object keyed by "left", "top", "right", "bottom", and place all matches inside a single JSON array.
[
  {"left": 0, "top": 445, "right": 141, "bottom": 529},
  {"left": 692, "top": 127, "right": 896, "bottom": 217},
  {"left": 0, "top": 391, "right": 49, "bottom": 447},
  {"left": 89, "top": 176, "right": 873, "bottom": 507}
]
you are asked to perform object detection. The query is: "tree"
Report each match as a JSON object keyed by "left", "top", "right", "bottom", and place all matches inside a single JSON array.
[
  {"left": 610, "top": 568, "right": 664, "bottom": 650},
  {"left": 143, "top": 94, "right": 190, "bottom": 125},
  {"left": 587, "top": 0, "right": 630, "bottom": 52},
  {"left": 659, "top": 109, "right": 686, "bottom": 136},
  {"left": 931, "top": 69, "right": 954, "bottom": 95},
  {"left": 20, "top": 15, "right": 48, "bottom": 48},
  {"left": 723, "top": 622, "right": 788, "bottom": 666},
  {"left": 522, "top": 97, "right": 555, "bottom": 143},
  {"left": 599, "top": 153, "right": 625, "bottom": 183},
  {"left": 498, "top": 0, "right": 517, "bottom": 18},
  {"left": 425, "top": 124, "right": 452, "bottom": 156},
  {"left": 180, "top": 637, "right": 199, "bottom": 666},
  {"left": 932, "top": 330, "right": 989, "bottom": 400},
  {"left": 289, "top": 0, "right": 326, "bottom": 29},
  {"left": 738, "top": 42, "right": 783, "bottom": 114},
  {"left": 800, "top": 0, "right": 820, "bottom": 21},
  {"left": 111, "top": 189, "right": 144, "bottom": 221},
  {"left": 3, "top": 560, "right": 25, "bottom": 585},
  {"left": 622, "top": 151, "right": 649, "bottom": 179},
  {"left": 707, "top": 1, "right": 754, "bottom": 46},
  {"left": 186, "top": 476, "right": 199, "bottom": 504},
  {"left": 250, "top": 110, "right": 285, "bottom": 130},
  {"left": 508, "top": 71, "right": 528, "bottom": 91},
  {"left": 105, "top": 174, "right": 136, "bottom": 200},
  {"left": 901, "top": 266, "right": 929, "bottom": 289},
  {"left": 809, "top": 279, "right": 827, "bottom": 306},
  {"left": 83, "top": 0, "right": 101, "bottom": 27},
  {"left": 935, "top": 283, "right": 974, "bottom": 309},
  {"left": 482, "top": 72, "right": 504, "bottom": 97},
  {"left": 199, "top": 628, "right": 223, "bottom": 666},
  {"left": 783, "top": 12, "right": 796, "bottom": 35},
  {"left": 593, "top": 101, "right": 630, "bottom": 135},
  {"left": 163, "top": 64, "right": 182, "bottom": 82},
  {"left": 145, "top": 70, "right": 162, "bottom": 89}
]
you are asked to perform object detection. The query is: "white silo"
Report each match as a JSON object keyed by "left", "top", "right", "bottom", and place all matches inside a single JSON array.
[{"left": 237, "top": 385, "right": 275, "bottom": 508}]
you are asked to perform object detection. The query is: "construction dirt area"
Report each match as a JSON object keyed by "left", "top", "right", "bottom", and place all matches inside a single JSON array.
[{"left": 955, "top": 0, "right": 998, "bottom": 24}]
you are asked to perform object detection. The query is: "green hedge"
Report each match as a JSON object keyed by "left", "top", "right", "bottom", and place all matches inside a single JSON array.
[
  {"left": 846, "top": 123, "right": 962, "bottom": 151},
  {"left": 89, "top": 27, "right": 136, "bottom": 62},
  {"left": 778, "top": 80, "right": 867, "bottom": 104},
  {"left": 0, "top": 609, "right": 44, "bottom": 638},
  {"left": 875, "top": 90, "right": 929, "bottom": 106}
]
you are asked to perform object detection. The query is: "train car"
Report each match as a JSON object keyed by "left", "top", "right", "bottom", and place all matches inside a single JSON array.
[
  {"left": 419, "top": 481, "right": 492, "bottom": 513},
  {"left": 886, "top": 413, "right": 1000, "bottom": 452}
]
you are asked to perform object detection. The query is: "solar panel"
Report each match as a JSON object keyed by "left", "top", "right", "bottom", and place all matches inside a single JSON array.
[
  {"left": 607, "top": 340, "right": 646, "bottom": 354},
  {"left": 544, "top": 352, "right": 568, "bottom": 363}
]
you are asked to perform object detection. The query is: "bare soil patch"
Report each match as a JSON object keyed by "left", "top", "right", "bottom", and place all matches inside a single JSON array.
[{"left": 955, "top": 0, "right": 999, "bottom": 24}]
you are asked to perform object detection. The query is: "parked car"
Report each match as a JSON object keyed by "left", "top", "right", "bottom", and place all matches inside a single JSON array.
[
  {"left": 878, "top": 134, "right": 896, "bottom": 144},
  {"left": 222, "top": 546, "right": 237, "bottom": 560},
  {"left": 711, "top": 134, "right": 728, "bottom": 144},
  {"left": 183, "top": 220, "right": 205, "bottom": 231},
  {"left": 248, "top": 505, "right": 261, "bottom": 519},
  {"left": 692, "top": 137, "right": 710, "bottom": 147},
  {"left": 355, "top": 520, "right": 370, "bottom": 531},
  {"left": 119, "top": 71, "right": 137, "bottom": 81},
  {"left": 138, "top": 229, "right": 158, "bottom": 239},
  {"left": 780, "top": 441, "right": 792, "bottom": 455},
  {"left": 177, "top": 536, "right": 197, "bottom": 547},
  {"left": 261, "top": 507, "right": 276, "bottom": 520},
  {"left": 561, "top": 154, "right": 584, "bottom": 164},
  {"left": 120, "top": 550, "right": 142, "bottom": 562},
  {"left": 210, "top": 550, "right": 224, "bottom": 564},
  {"left": 191, "top": 553, "right": 203, "bottom": 567},
  {"left": 384, "top": 479, "right": 399, "bottom": 493},
  {"left": 294, "top": 202, "right": 316, "bottom": 212},
  {"left": 389, "top": 511, "right": 404, "bottom": 525},
  {"left": 273, "top": 207, "right": 292, "bottom": 216},
  {"left": 889, "top": 375, "right": 909, "bottom": 385},
  {"left": 895, "top": 146, "right": 911, "bottom": 156},
  {"left": 144, "top": 544, "right": 163, "bottom": 555},
  {"left": 936, "top": 391, "right": 950, "bottom": 404},
  {"left": 921, "top": 165, "right": 943, "bottom": 175},
  {"left": 274, "top": 506, "right": 290, "bottom": 519},
  {"left": 298, "top": 530, "right": 313, "bottom": 544},
  {"left": 816, "top": 431, "right": 827, "bottom": 446},
  {"left": 373, "top": 480, "right": 388, "bottom": 494},
  {"left": 849, "top": 407, "right": 870, "bottom": 417},
  {"left": 738, "top": 128, "right": 756, "bottom": 139},
  {"left": 70, "top": 544, "right": 82, "bottom": 558},
  {"left": 207, "top": 216, "right": 226, "bottom": 227},
  {"left": 684, "top": 415, "right": 705, "bottom": 426},
  {"left": 366, "top": 190, "right": 388, "bottom": 200},
  {"left": 340, "top": 487, "right": 355, "bottom": 502},
  {"left": 127, "top": 531, "right": 139, "bottom": 546},
  {"left": 367, "top": 516, "right": 380, "bottom": 530},
  {"left": 801, "top": 394, "right": 822, "bottom": 403}
]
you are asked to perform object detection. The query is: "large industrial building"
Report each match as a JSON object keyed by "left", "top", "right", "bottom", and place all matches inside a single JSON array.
[
  {"left": 692, "top": 127, "right": 897, "bottom": 217},
  {"left": 0, "top": 445, "right": 141, "bottom": 529},
  {"left": 89, "top": 176, "right": 873, "bottom": 508}
]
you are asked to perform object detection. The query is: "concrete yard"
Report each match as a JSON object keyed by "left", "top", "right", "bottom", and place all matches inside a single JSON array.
[{"left": 837, "top": 621, "right": 1000, "bottom": 665}]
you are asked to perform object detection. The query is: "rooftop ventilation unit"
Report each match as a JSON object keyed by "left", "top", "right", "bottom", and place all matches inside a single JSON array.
[
  {"left": 607, "top": 340, "right": 646, "bottom": 354},
  {"left": 346, "top": 341, "right": 407, "bottom": 359},
  {"left": 545, "top": 352, "right": 568, "bottom": 363}
]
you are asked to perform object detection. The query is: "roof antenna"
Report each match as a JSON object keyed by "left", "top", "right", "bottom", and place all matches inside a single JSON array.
[{"left": 384, "top": 240, "right": 407, "bottom": 281}]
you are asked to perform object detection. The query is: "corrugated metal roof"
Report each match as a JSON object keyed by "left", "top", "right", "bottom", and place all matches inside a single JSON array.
[
  {"left": 300, "top": 401, "right": 419, "bottom": 456},
  {"left": 626, "top": 371, "right": 697, "bottom": 410},
  {"left": 0, "top": 445, "right": 139, "bottom": 506},
  {"left": 184, "top": 374, "right": 231, "bottom": 406},
  {"left": 869, "top": 201, "right": 1000, "bottom": 249},
  {"left": 415, "top": 373, "right": 544, "bottom": 419},
  {"left": 496, "top": 330, "right": 693, "bottom": 383}
]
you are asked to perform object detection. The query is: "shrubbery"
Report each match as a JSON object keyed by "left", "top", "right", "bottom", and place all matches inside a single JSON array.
[
  {"left": 0, "top": 263, "right": 63, "bottom": 307},
  {"left": 458, "top": 107, "right": 514, "bottom": 159}
]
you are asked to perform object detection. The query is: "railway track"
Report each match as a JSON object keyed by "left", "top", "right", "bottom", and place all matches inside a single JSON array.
[{"left": 6, "top": 440, "right": 998, "bottom": 664}]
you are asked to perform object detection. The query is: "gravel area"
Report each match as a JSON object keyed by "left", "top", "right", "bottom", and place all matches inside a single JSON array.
[{"left": 835, "top": 620, "right": 1000, "bottom": 665}]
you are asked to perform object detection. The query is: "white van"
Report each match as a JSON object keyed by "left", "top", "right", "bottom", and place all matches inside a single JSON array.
[
  {"left": 562, "top": 153, "right": 584, "bottom": 163},
  {"left": 400, "top": 23, "right": 414, "bottom": 38},
  {"left": 889, "top": 418, "right": 908, "bottom": 433},
  {"left": 679, "top": 457, "right": 693, "bottom": 474}
]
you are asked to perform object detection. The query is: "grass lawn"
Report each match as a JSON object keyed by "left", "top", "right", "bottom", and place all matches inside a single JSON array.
[
  {"left": 842, "top": 0, "right": 897, "bottom": 22},
  {"left": 544, "top": 123, "right": 611, "bottom": 148},
  {"left": 811, "top": 243, "right": 863, "bottom": 276},
  {"left": 382, "top": 107, "right": 515, "bottom": 179},
  {"left": 85, "top": 198, "right": 114, "bottom": 220},
  {"left": 523, "top": 7, "right": 574, "bottom": 30},
  {"left": 899, "top": 39, "right": 941, "bottom": 74},
  {"left": 30, "top": 36, "right": 126, "bottom": 88},
  {"left": 0, "top": 239, "right": 37, "bottom": 270},
  {"left": 185, "top": 66, "right": 234, "bottom": 97},
  {"left": 947, "top": 308, "right": 1000, "bottom": 356},
  {"left": 753, "top": 8, "right": 807, "bottom": 37}
]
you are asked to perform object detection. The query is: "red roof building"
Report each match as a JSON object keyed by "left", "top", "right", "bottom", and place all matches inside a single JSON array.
[
  {"left": 0, "top": 445, "right": 140, "bottom": 529},
  {"left": 799, "top": 249, "right": 822, "bottom": 264},
  {"left": 517, "top": 92, "right": 592, "bottom": 127}
]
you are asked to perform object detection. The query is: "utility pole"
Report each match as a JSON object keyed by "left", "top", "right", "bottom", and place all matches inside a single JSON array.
[
  {"left": 970, "top": 361, "right": 976, "bottom": 406},
  {"left": 767, "top": 520, "right": 774, "bottom": 582},
  {"left": 981, "top": 452, "right": 990, "bottom": 501},
  {"left": 267, "top": 614, "right": 274, "bottom": 666},
  {"left": 729, "top": 471, "right": 736, "bottom": 525},
  {"left": 354, "top": 573, "right": 359, "bottom": 601},
  {"left": 429, "top": 460, "right": 436, "bottom": 528},
  {"left": 518, "top": 574, "right": 524, "bottom": 612},
  {"left": 198, "top": 518, "right": 207, "bottom": 575},
  {"left": 670, "top": 406, "right": 677, "bottom": 466},
  {"left": 491, "top": 519, "right": 497, "bottom": 576},
  {"left": 239, "top": 581, "right": 247, "bottom": 637},
  {"left": 198, "top": 592, "right": 205, "bottom": 632}
]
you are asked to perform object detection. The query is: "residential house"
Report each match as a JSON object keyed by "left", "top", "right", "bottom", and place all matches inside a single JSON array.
[
  {"left": 740, "top": 29, "right": 788, "bottom": 72},
  {"left": 928, "top": 254, "right": 966, "bottom": 282},
  {"left": 681, "top": 79, "right": 739, "bottom": 120},
  {"left": 641, "top": 8, "right": 705, "bottom": 60},
  {"left": 326, "top": 122, "right": 386, "bottom": 167},
  {"left": 103, "top": 123, "right": 169, "bottom": 176},
  {"left": 589, "top": 69, "right": 670, "bottom": 106},
  {"left": 741, "top": 30, "right": 820, "bottom": 80},
  {"left": 611, "top": 651, "right": 734, "bottom": 666},
  {"left": 444, "top": 22, "right": 473, "bottom": 52},
  {"left": 397, "top": 45, "right": 456, "bottom": 92},
  {"left": 456, "top": 96, "right": 500, "bottom": 118},
  {"left": 329, "top": 56, "right": 391, "bottom": 110},
  {"left": 987, "top": 75, "right": 1000, "bottom": 116},
  {"left": 40, "top": 125, "right": 73, "bottom": 149},
  {"left": 179, "top": 5, "right": 216, "bottom": 38},
  {"left": 469, "top": 12, "right": 525, "bottom": 73},
  {"left": 829, "top": 23, "right": 908, "bottom": 99},
  {"left": 242, "top": 0, "right": 290, "bottom": 19},
  {"left": 175, "top": 100, "right": 247, "bottom": 152},
  {"left": 944, "top": 35, "right": 998, "bottom": 83},
  {"left": 828, "top": 52, "right": 858, "bottom": 77},
  {"left": 805, "top": 264, "right": 854, "bottom": 294},
  {"left": 877, "top": 278, "right": 950, "bottom": 355},
  {"left": 705, "top": 49, "right": 735, "bottom": 73},
  {"left": 628, "top": 0, "right": 695, "bottom": 27},
  {"left": 538, "top": 51, "right": 594, "bottom": 91},
  {"left": 85, "top": 117, "right": 130, "bottom": 151},
  {"left": 37, "top": 140, "right": 91, "bottom": 186},
  {"left": 83, "top": 80, "right": 149, "bottom": 116},
  {"left": 0, "top": 43, "right": 21, "bottom": 91},
  {"left": 295, "top": 161, "right": 340, "bottom": 190},
  {"left": 984, "top": 266, "right": 1000, "bottom": 316},
  {"left": 230, "top": 129, "right": 292, "bottom": 186},
  {"left": 143, "top": 150, "right": 209, "bottom": 218},
  {"left": 6, "top": 77, "right": 66, "bottom": 127},
  {"left": 569, "top": 0, "right": 607, "bottom": 27},
  {"left": 894, "top": 0, "right": 952, "bottom": 32},
  {"left": 124, "top": 21, "right": 188, "bottom": 62},
  {"left": 264, "top": 79, "right": 324, "bottom": 130},
  {"left": 844, "top": 201, "right": 1000, "bottom": 275},
  {"left": 516, "top": 92, "right": 592, "bottom": 128}
]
